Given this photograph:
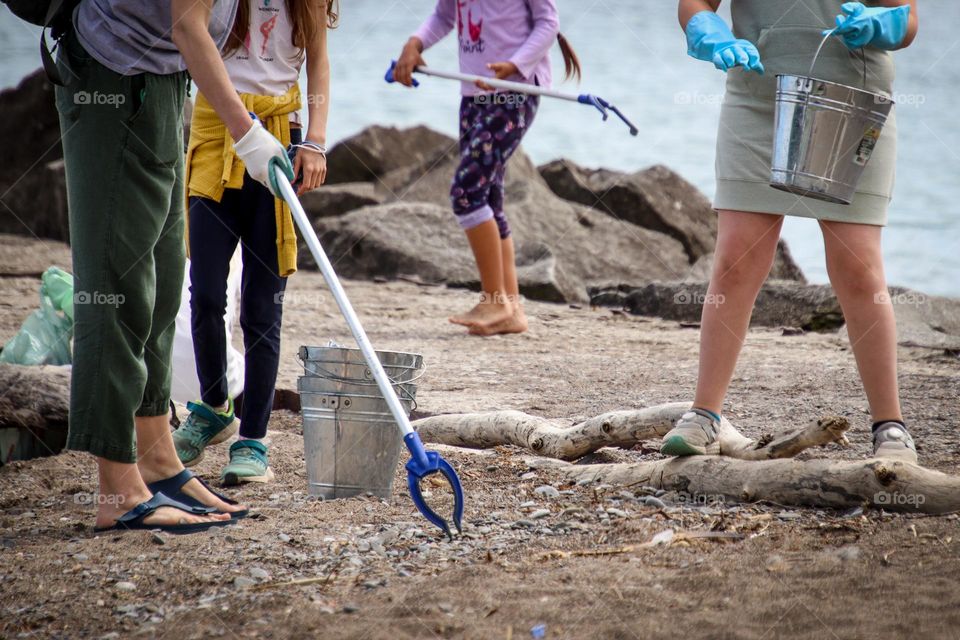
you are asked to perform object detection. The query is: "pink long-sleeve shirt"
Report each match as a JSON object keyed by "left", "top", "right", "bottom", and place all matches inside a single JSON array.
[{"left": 413, "top": 0, "right": 559, "bottom": 96}]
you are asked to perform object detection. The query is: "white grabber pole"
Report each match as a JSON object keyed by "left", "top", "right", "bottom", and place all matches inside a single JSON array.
[
  {"left": 384, "top": 61, "right": 639, "bottom": 136},
  {"left": 273, "top": 165, "right": 464, "bottom": 539}
]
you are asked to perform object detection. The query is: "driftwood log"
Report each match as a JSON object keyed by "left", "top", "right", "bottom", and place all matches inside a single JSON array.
[
  {"left": 0, "top": 364, "right": 71, "bottom": 461},
  {"left": 526, "top": 456, "right": 960, "bottom": 515},
  {"left": 412, "top": 402, "right": 850, "bottom": 461},
  {"left": 414, "top": 403, "right": 960, "bottom": 515},
  {"left": 0, "top": 364, "right": 70, "bottom": 430}
]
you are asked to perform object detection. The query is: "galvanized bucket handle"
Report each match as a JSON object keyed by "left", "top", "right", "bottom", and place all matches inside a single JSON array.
[
  {"left": 296, "top": 353, "right": 425, "bottom": 409},
  {"left": 808, "top": 28, "right": 868, "bottom": 88}
]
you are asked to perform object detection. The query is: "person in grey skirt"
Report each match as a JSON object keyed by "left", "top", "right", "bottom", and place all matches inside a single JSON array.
[{"left": 661, "top": 1, "right": 920, "bottom": 463}]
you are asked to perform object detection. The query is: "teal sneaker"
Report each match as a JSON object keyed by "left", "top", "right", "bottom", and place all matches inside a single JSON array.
[
  {"left": 172, "top": 399, "right": 238, "bottom": 467},
  {"left": 222, "top": 440, "right": 275, "bottom": 486}
]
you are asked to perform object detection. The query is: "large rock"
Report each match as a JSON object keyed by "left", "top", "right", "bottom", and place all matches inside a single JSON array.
[
  {"left": 591, "top": 281, "right": 960, "bottom": 348},
  {"left": 314, "top": 188, "right": 690, "bottom": 303},
  {"left": 296, "top": 183, "right": 386, "bottom": 270},
  {"left": 840, "top": 289, "right": 960, "bottom": 352},
  {"left": 590, "top": 281, "right": 843, "bottom": 330},
  {"left": 300, "top": 182, "right": 383, "bottom": 220},
  {"left": 448, "top": 242, "right": 588, "bottom": 304},
  {"left": 325, "top": 125, "right": 453, "bottom": 185},
  {"left": 539, "top": 159, "right": 716, "bottom": 261},
  {"left": 686, "top": 243, "right": 806, "bottom": 283},
  {"left": 0, "top": 70, "right": 66, "bottom": 241},
  {"left": 539, "top": 158, "right": 805, "bottom": 282}
]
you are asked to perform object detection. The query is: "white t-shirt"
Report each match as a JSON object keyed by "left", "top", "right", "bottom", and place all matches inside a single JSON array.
[{"left": 224, "top": 0, "right": 304, "bottom": 123}]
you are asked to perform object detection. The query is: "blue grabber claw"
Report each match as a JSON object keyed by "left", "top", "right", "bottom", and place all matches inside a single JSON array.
[
  {"left": 578, "top": 94, "right": 609, "bottom": 121},
  {"left": 597, "top": 97, "right": 640, "bottom": 137},
  {"left": 403, "top": 432, "right": 464, "bottom": 540},
  {"left": 385, "top": 60, "right": 420, "bottom": 87},
  {"left": 578, "top": 94, "right": 640, "bottom": 137}
]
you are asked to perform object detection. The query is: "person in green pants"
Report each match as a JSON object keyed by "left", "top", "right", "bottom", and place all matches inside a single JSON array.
[
  {"left": 56, "top": 0, "right": 294, "bottom": 533},
  {"left": 662, "top": 1, "right": 919, "bottom": 463}
]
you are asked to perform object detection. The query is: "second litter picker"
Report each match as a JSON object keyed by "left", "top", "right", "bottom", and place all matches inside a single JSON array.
[{"left": 385, "top": 61, "right": 639, "bottom": 137}]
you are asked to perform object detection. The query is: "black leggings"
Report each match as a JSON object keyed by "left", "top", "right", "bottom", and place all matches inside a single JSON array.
[{"left": 187, "top": 168, "right": 289, "bottom": 439}]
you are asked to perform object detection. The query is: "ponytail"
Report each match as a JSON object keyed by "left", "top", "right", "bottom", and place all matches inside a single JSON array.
[{"left": 557, "top": 33, "right": 582, "bottom": 82}]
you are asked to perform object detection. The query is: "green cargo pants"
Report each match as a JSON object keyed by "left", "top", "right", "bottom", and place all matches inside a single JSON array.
[{"left": 55, "top": 29, "right": 188, "bottom": 463}]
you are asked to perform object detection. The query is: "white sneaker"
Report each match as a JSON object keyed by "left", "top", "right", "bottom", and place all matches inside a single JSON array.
[
  {"left": 872, "top": 422, "right": 918, "bottom": 464},
  {"left": 660, "top": 409, "right": 721, "bottom": 457}
]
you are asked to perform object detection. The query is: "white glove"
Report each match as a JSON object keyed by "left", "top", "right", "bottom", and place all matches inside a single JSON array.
[{"left": 233, "top": 117, "right": 294, "bottom": 198}]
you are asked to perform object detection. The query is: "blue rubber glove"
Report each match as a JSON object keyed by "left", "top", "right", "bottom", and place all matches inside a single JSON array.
[
  {"left": 826, "top": 2, "right": 910, "bottom": 50},
  {"left": 685, "top": 11, "right": 764, "bottom": 74}
]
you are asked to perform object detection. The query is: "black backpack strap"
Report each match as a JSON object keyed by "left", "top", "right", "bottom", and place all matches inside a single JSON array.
[{"left": 40, "top": 0, "right": 70, "bottom": 86}]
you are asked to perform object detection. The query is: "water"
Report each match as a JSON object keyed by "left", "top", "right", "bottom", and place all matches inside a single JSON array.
[{"left": 2, "top": 2, "right": 958, "bottom": 295}]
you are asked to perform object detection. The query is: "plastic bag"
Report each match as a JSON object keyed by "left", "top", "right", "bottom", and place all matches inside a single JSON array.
[{"left": 0, "top": 267, "right": 74, "bottom": 365}]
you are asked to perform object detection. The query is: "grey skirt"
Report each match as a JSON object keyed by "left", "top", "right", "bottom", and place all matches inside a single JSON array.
[{"left": 715, "top": 6, "right": 897, "bottom": 226}]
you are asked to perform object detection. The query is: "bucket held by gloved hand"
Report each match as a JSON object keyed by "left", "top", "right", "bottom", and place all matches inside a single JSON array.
[{"left": 770, "top": 34, "right": 895, "bottom": 205}]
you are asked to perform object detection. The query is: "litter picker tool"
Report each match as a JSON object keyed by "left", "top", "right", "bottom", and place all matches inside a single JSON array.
[
  {"left": 273, "top": 164, "right": 465, "bottom": 540},
  {"left": 385, "top": 61, "right": 639, "bottom": 136}
]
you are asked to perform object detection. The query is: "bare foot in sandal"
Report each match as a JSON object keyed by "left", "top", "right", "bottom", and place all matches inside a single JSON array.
[{"left": 93, "top": 461, "right": 230, "bottom": 532}]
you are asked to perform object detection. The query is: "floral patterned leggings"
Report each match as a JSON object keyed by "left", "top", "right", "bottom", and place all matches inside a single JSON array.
[{"left": 450, "top": 93, "right": 539, "bottom": 239}]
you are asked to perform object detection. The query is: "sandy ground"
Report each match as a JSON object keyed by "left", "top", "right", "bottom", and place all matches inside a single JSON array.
[{"left": 2, "top": 259, "right": 960, "bottom": 639}]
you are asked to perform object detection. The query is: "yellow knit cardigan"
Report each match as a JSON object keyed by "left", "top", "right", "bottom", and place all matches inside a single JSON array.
[{"left": 185, "top": 83, "right": 302, "bottom": 277}]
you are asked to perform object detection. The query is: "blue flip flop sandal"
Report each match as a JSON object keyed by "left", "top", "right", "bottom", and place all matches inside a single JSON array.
[
  {"left": 93, "top": 492, "right": 234, "bottom": 534},
  {"left": 147, "top": 469, "right": 249, "bottom": 519}
]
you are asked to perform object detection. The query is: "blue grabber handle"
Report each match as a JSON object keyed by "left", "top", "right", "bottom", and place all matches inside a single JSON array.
[
  {"left": 578, "top": 94, "right": 640, "bottom": 137},
  {"left": 385, "top": 60, "right": 420, "bottom": 88},
  {"left": 403, "top": 432, "right": 464, "bottom": 541}
]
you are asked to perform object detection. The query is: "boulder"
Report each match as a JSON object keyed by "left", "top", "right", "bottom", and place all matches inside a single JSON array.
[
  {"left": 686, "top": 242, "right": 806, "bottom": 283},
  {"left": 1, "top": 159, "right": 70, "bottom": 243},
  {"left": 590, "top": 280, "right": 960, "bottom": 348},
  {"left": 313, "top": 187, "right": 690, "bottom": 303},
  {"left": 539, "top": 159, "right": 716, "bottom": 261},
  {"left": 325, "top": 125, "right": 453, "bottom": 185},
  {"left": 539, "top": 158, "right": 805, "bottom": 282},
  {"left": 0, "top": 70, "right": 65, "bottom": 241},
  {"left": 840, "top": 289, "right": 960, "bottom": 352},
  {"left": 376, "top": 137, "right": 545, "bottom": 204},
  {"left": 590, "top": 281, "right": 844, "bottom": 331},
  {"left": 299, "top": 182, "right": 383, "bottom": 220},
  {"left": 448, "top": 242, "right": 588, "bottom": 304}
]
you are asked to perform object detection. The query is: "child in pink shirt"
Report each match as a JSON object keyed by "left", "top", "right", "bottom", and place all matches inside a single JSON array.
[{"left": 394, "top": 0, "right": 580, "bottom": 336}]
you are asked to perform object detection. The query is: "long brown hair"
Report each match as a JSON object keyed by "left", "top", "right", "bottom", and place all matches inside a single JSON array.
[
  {"left": 223, "top": 0, "right": 339, "bottom": 57},
  {"left": 557, "top": 33, "right": 581, "bottom": 82}
]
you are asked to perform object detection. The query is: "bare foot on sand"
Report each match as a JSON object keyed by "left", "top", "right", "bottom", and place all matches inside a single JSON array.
[
  {"left": 469, "top": 306, "right": 528, "bottom": 336},
  {"left": 449, "top": 301, "right": 513, "bottom": 329}
]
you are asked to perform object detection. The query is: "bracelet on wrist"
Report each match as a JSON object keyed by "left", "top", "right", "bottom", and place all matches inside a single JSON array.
[{"left": 292, "top": 140, "right": 327, "bottom": 155}]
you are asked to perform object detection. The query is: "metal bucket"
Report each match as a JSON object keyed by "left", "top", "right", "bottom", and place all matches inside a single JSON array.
[
  {"left": 298, "top": 345, "right": 424, "bottom": 499},
  {"left": 770, "top": 36, "right": 894, "bottom": 205}
]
